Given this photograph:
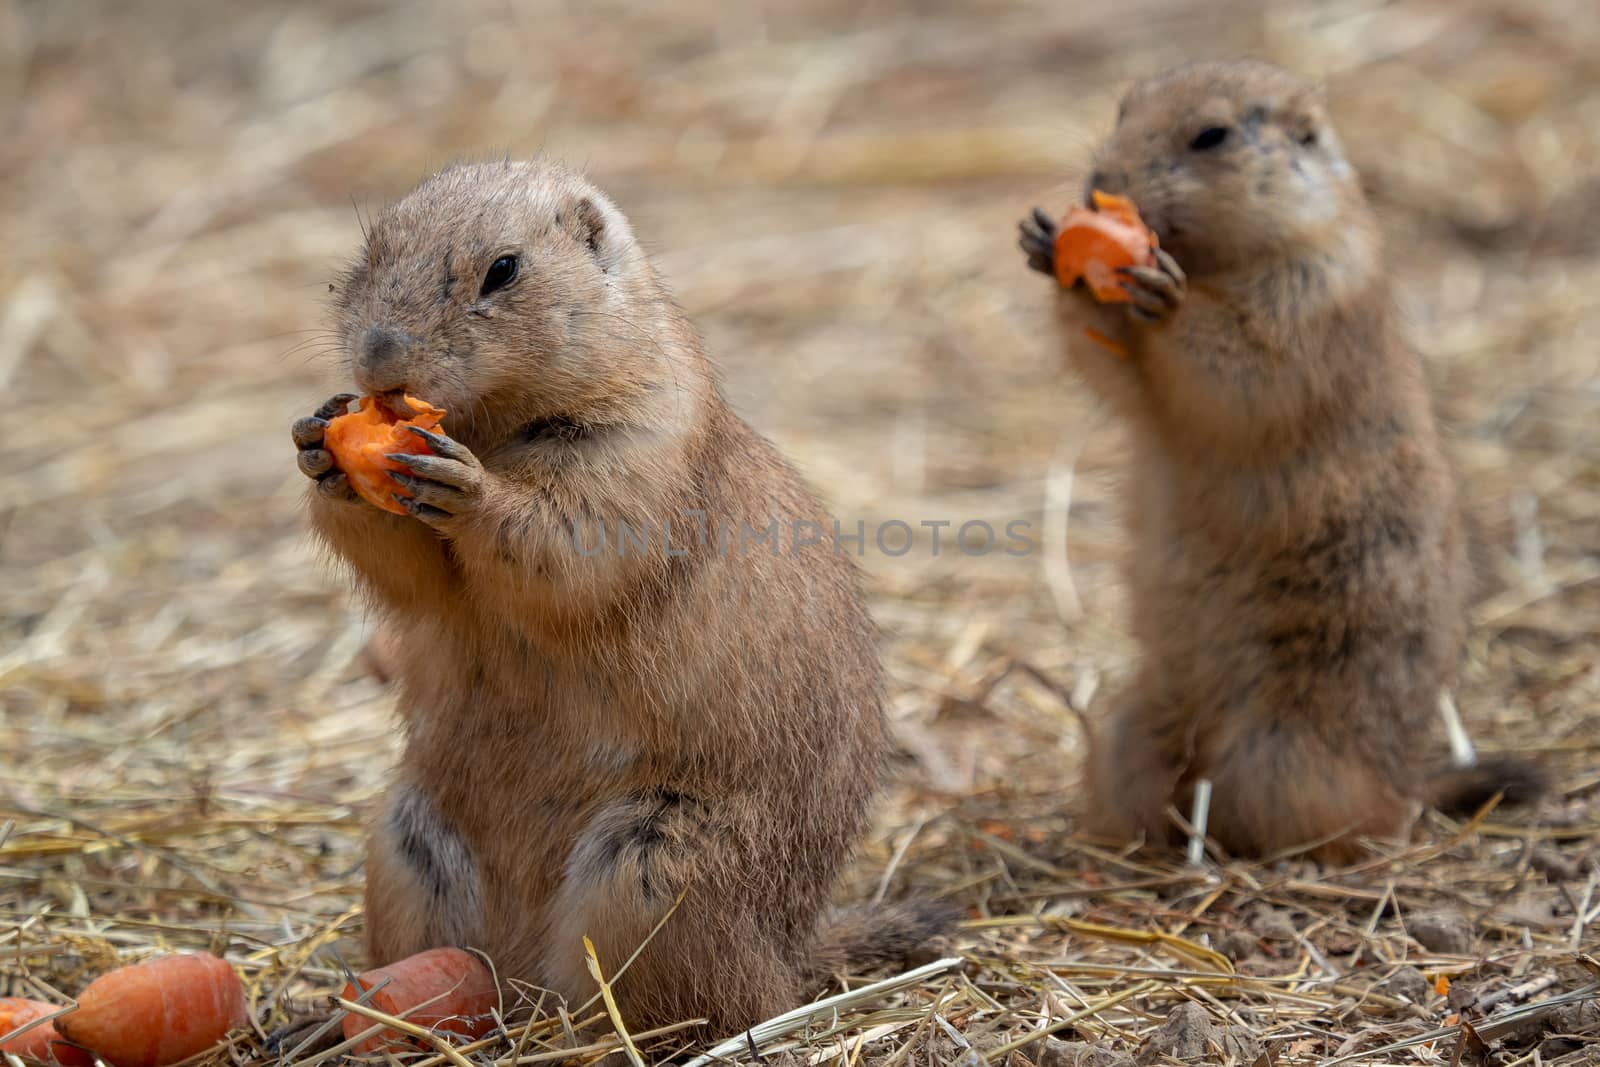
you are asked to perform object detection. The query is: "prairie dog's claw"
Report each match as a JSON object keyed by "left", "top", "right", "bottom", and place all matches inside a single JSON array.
[
  {"left": 1153, "top": 247, "right": 1186, "bottom": 289},
  {"left": 395, "top": 494, "right": 451, "bottom": 523},
  {"left": 1019, "top": 208, "right": 1058, "bottom": 277},
  {"left": 315, "top": 470, "right": 358, "bottom": 502},
  {"left": 1118, "top": 260, "right": 1186, "bottom": 325},
  {"left": 382, "top": 433, "right": 485, "bottom": 527},
  {"left": 294, "top": 394, "right": 361, "bottom": 501},
  {"left": 404, "top": 425, "right": 474, "bottom": 463},
  {"left": 315, "top": 393, "right": 359, "bottom": 420},
  {"left": 291, "top": 416, "right": 327, "bottom": 450},
  {"left": 296, "top": 447, "right": 333, "bottom": 478}
]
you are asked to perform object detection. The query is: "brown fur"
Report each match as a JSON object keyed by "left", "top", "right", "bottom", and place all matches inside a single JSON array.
[
  {"left": 292, "top": 158, "right": 948, "bottom": 1033},
  {"left": 1020, "top": 60, "right": 1539, "bottom": 864},
  {"left": 359, "top": 625, "right": 401, "bottom": 686},
  {"left": 1429, "top": 757, "right": 1547, "bottom": 818}
]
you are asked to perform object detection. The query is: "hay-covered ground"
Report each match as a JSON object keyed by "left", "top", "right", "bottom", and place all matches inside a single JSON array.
[{"left": 3, "top": 0, "right": 1598, "bottom": 1063}]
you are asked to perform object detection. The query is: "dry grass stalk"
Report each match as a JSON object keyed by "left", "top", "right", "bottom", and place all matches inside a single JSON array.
[
  {"left": 682, "top": 957, "right": 965, "bottom": 1067},
  {"left": 2, "top": 0, "right": 1596, "bottom": 1063},
  {"left": 581, "top": 937, "right": 644, "bottom": 1067}
]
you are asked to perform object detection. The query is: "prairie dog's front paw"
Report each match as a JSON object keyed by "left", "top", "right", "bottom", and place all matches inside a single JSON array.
[
  {"left": 385, "top": 428, "right": 486, "bottom": 528},
  {"left": 1018, "top": 208, "right": 1059, "bottom": 278},
  {"left": 292, "top": 393, "right": 360, "bottom": 503},
  {"left": 1118, "top": 248, "right": 1187, "bottom": 325}
]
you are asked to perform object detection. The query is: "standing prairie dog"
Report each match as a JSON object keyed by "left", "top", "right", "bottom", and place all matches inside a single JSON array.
[
  {"left": 1018, "top": 60, "right": 1540, "bottom": 863},
  {"left": 291, "top": 158, "right": 951, "bottom": 1033}
]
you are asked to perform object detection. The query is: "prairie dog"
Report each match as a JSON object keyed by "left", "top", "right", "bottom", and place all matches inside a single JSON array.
[
  {"left": 291, "top": 158, "right": 951, "bottom": 1032},
  {"left": 1018, "top": 60, "right": 1540, "bottom": 863}
]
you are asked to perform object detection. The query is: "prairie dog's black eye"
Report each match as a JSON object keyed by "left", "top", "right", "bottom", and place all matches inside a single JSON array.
[
  {"left": 480, "top": 255, "right": 518, "bottom": 296},
  {"left": 1190, "top": 126, "right": 1229, "bottom": 151},
  {"left": 1298, "top": 129, "right": 1318, "bottom": 147}
]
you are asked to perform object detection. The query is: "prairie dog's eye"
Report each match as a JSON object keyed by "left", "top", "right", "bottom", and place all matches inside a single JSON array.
[
  {"left": 1298, "top": 129, "right": 1318, "bottom": 147},
  {"left": 1189, "top": 126, "right": 1229, "bottom": 151},
  {"left": 480, "top": 255, "right": 519, "bottom": 296}
]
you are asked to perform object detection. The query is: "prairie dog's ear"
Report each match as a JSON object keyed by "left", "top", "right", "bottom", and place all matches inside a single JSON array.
[
  {"left": 1287, "top": 79, "right": 1332, "bottom": 125},
  {"left": 562, "top": 197, "right": 616, "bottom": 270},
  {"left": 573, "top": 198, "right": 605, "bottom": 254},
  {"left": 1281, "top": 82, "right": 1335, "bottom": 147}
]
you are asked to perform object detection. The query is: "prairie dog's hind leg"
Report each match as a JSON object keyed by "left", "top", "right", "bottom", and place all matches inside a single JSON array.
[
  {"left": 1081, "top": 696, "right": 1188, "bottom": 848},
  {"left": 1202, "top": 730, "right": 1419, "bottom": 864},
  {"left": 364, "top": 783, "right": 485, "bottom": 965},
  {"left": 541, "top": 789, "right": 801, "bottom": 1034}
]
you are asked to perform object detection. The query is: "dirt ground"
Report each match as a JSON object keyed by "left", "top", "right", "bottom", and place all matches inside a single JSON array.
[{"left": 3, "top": 0, "right": 1598, "bottom": 1063}]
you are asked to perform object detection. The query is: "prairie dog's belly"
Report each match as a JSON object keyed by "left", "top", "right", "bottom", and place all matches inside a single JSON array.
[
  {"left": 1128, "top": 494, "right": 1450, "bottom": 768},
  {"left": 378, "top": 736, "right": 644, "bottom": 970}
]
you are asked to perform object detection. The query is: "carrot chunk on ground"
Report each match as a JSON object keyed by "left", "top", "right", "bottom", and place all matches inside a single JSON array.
[
  {"left": 0, "top": 999, "right": 93, "bottom": 1066},
  {"left": 341, "top": 947, "right": 500, "bottom": 1055},
  {"left": 323, "top": 395, "right": 448, "bottom": 514},
  {"left": 54, "top": 953, "right": 247, "bottom": 1067},
  {"left": 1052, "top": 190, "right": 1160, "bottom": 303}
]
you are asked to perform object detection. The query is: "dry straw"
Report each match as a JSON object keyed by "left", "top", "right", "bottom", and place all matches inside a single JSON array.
[{"left": 2, "top": 0, "right": 1597, "bottom": 1063}]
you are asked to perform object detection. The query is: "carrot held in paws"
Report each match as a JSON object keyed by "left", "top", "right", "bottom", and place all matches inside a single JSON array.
[
  {"left": 54, "top": 953, "right": 247, "bottom": 1067},
  {"left": 0, "top": 999, "right": 92, "bottom": 1066},
  {"left": 340, "top": 948, "right": 499, "bottom": 1054},
  {"left": 323, "top": 395, "right": 449, "bottom": 514},
  {"left": 1052, "top": 190, "right": 1160, "bottom": 301}
]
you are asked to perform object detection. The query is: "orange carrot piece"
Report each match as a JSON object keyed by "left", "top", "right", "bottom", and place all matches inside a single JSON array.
[
  {"left": 0, "top": 999, "right": 92, "bottom": 1067},
  {"left": 1082, "top": 327, "right": 1131, "bottom": 360},
  {"left": 1052, "top": 190, "right": 1160, "bottom": 303},
  {"left": 55, "top": 953, "right": 247, "bottom": 1067},
  {"left": 323, "top": 394, "right": 449, "bottom": 515},
  {"left": 341, "top": 948, "right": 499, "bottom": 1055}
]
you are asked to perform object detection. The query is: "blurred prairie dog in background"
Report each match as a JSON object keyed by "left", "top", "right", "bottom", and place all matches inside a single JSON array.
[{"left": 1020, "top": 59, "right": 1542, "bottom": 863}]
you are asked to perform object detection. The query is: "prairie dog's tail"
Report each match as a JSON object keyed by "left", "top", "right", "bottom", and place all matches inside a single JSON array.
[
  {"left": 1429, "top": 755, "right": 1547, "bottom": 817},
  {"left": 805, "top": 899, "right": 962, "bottom": 985}
]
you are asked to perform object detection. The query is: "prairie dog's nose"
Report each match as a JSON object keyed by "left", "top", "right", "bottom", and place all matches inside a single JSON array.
[
  {"left": 356, "top": 324, "right": 416, "bottom": 393},
  {"left": 362, "top": 323, "right": 414, "bottom": 365},
  {"left": 1085, "top": 169, "right": 1128, "bottom": 204}
]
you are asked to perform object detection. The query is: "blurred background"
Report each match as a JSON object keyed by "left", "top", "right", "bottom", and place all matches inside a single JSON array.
[{"left": 2, "top": 0, "right": 1598, "bottom": 1059}]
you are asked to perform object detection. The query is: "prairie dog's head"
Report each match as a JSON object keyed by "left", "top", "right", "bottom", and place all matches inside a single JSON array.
[
  {"left": 332, "top": 159, "right": 702, "bottom": 449},
  {"left": 1086, "top": 60, "right": 1375, "bottom": 278}
]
